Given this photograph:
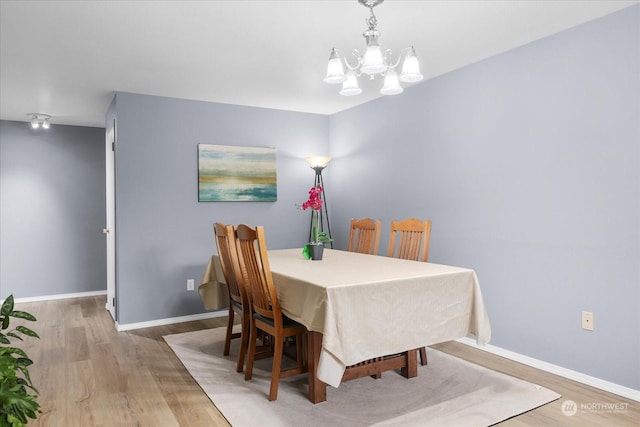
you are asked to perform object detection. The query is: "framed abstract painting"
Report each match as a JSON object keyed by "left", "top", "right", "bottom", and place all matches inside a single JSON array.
[{"left": 198, "top": 144, "right": 277, "bottom": 202}]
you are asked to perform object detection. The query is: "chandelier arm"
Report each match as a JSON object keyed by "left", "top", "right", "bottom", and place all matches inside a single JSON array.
[
  {"left": 383, "top": 48, "right": 393, "bottom": 67},
  {"left": 341, "top": 49, "right": 362, "bottom": 71},
  {"left": 388, "top": 46, "right": 413, "bottom": 69},
  {"left": 330, "top": 48, "right": 351, "bottom": 70},
  {"left": 332, "top": 48, "right": 363, "bottom": 75}
]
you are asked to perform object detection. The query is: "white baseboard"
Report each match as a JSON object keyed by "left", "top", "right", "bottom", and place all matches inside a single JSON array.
[
  {"left": 6, "top": 291, "right": 225, "bottom": 334},
  {"left": 115, "top": 310, "right": 227, "bottom": 332},
  {"left": 9, "top": 290, "right": 107, "bottom": 304},
  {"left": 456, "top": 337, "right": 640, "bottom": 402}
]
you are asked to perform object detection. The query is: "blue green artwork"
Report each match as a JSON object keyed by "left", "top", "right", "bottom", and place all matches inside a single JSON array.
[{"left": 198, "top": 144, "right": 277, "bottom": 202}]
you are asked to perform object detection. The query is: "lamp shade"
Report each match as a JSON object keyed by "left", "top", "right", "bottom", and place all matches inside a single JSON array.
[
  {"left": 339, "top": 71, "right": 362, "bottom": 96},
  {"left": 305, "top": 156, "right": 332, "bottom": 169},
  {"left": 324, "top": 49, "right": 347, "bottom": 84},
  {"left": 380, "top": 68, "right": 403, "bottom": 95},
  {"left": 399, "top": 48, "right": 423, "bottom": 83},
  {"left": 361, "top": 45, "right": 386, "bottom": 75}
]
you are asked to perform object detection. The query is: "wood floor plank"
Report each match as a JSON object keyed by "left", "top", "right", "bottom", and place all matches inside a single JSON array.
[
  {"left": 65, "top": 326, "right": 90, "bottom": 362},
  {"left": 65, "top": 360, "right": 97, "bottom": 427},
  {"left": 13, "top": 296, "right": 638, "bottom": 426},
  {"left": 121, "top": 366, "right": 182, "bottom": 427}
]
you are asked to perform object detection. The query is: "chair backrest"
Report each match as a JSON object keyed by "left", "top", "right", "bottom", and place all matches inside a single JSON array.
[
  {"left": 347, "top": 218, "right": 382, "bottom": 255},
  {"left": 213, "top": 222, "right": 246, "bottom": 307},
  {"left": 387, "top": 218, "right": 432, "bottom": 262},
  {"left": 235, "top": 224, "right": 282, "bottom": 323}
]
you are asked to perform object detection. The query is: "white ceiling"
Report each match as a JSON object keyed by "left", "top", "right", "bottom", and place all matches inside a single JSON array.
[{"left": 1, "top": 0, "right": 637, "bottom": 128}]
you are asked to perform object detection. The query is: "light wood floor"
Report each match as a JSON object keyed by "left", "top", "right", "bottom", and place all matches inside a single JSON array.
[{"left": 14, "top": 296, "right": 639, "bottom": 426}]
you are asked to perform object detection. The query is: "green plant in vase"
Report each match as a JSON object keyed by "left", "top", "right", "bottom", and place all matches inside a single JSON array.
[
  {"left": 300, "top": 186, "right": 333, "bottom": 260},
  {"left": 0, "top": 295, "right": 40, "bottom": 426}
]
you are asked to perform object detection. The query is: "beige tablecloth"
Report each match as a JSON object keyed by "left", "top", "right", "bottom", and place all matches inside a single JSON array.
[
  {"left": 198, "top": 255, "right": 228, "bottom": 310},
  {"left": 267, "top": 248, "right": 491, "bottom": 387}
]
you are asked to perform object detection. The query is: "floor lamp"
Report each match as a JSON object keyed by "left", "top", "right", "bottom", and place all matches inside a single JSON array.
[{"left": 305, "top": 156, "right": 333, "bottom": 249}]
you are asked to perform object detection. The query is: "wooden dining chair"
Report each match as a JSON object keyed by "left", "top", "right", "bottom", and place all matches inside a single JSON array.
[
  {"left": 347, "top": 218, "right": 382, "bottom": 255},
  {"left": 235, "top": 224, "right": 308, "bottom": 401},
  {"left": 387, "top": 218, "right": 432, "bottom": 365},
  {"left": 387, "top": 218, "right": 432, "bottom": 263},
  {"left": 213, "top": 222, "right": 250, "bottom": 373}
]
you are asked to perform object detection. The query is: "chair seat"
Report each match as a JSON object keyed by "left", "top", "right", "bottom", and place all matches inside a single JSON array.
[{"left": 254, "top": 312, "right": 303, "bottom": 329}]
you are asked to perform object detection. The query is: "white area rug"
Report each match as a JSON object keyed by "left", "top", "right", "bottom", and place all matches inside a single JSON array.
[{"left": 164, "top": 327, "right": 560, "bottom": 427}]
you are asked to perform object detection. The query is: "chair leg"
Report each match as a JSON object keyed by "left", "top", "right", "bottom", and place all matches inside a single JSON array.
[
  {"left": 244, "top": 322, "right": 258, "bottom": 381},
  {"left": 295, "top": 332, "right": 308, "bottom": 370},
  {"left": 223, "top": 307, "right": 235, "bottom": 356},
  {"left": 295, "top": 334, "right": 303, "bottom": 367},
  {"left": 236, "top": 312, "right": 249, "bottom": 373},
  {"left": 269, "top": 335, "right": 284, "bottom": 401},
  {"left": 419, "top": 346, "right": 428, "bottom": 365}
]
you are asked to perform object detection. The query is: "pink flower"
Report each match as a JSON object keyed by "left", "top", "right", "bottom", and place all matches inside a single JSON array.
[
  {"left": 302, "top": 186, "right": 323, "bottom": 212},
  {"left": 299, "top": 185, "right": 332, "bottom": 245}
]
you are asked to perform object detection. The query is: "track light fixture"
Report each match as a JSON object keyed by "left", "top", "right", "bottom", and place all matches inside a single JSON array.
[{"left": 28, "top": 113, "right": 51, "bottom": 129}]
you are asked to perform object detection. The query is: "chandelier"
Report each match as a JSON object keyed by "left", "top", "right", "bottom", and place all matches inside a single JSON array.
[{"left": 323, "top": 0, "right": 423, "bottom": 96}]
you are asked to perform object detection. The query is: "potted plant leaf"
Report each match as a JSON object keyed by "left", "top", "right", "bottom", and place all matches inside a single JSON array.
[{"left": 0, "top": 295, "right": 41, "bottom": 426}]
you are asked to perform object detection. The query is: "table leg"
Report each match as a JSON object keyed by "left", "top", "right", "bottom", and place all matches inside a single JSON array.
[
  {"left": 401, "top": 349, "right": 418, "bottom": 378},
  {"left": 307, "top": 331, "right": 327, "bottom": 403}
]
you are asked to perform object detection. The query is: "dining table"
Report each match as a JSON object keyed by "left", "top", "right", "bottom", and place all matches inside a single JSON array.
[{"left": 266, "top": 248, "right": 492, "bottom": 403}]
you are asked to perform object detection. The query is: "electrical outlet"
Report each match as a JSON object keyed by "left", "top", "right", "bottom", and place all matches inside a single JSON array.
[
  {"left": 187, "top": 279, "right": 195, "bottom": 291},
  {"left": 582, "top": 311, "right": 594, "bottom": 331}
]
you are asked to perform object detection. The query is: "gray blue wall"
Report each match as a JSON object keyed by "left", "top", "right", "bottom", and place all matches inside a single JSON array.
[
  {"left": 328, "top": 5, "right": 639, "bottom": 390},
  {"left": 110, "top": 93, "right": 329, "bottom": 325},
  {"left": 0, "top": 121, "right": 106, "bottom": 298}
]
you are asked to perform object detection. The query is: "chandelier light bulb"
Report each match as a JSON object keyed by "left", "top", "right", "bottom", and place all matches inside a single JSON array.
[
  {"left": 31, "top": 115, "right": 40, "bottom": 129},
  {"left": 42, "top": 118, "right": 50, "bottom": 129}
]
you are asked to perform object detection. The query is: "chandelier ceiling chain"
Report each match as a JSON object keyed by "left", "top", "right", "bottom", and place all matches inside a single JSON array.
[
  {"left": 365, "top": 2, "right": 378, "bottom": 33},
  {"left": 324, "top": 0, "right": 423, "bottom": 96}
]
